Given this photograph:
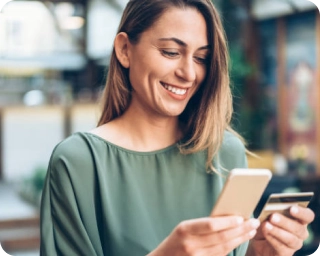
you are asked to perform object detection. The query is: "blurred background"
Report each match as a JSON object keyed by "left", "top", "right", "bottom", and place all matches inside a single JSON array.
[{"left": 0, "top": 0, "right": 319, "bottom": 255}]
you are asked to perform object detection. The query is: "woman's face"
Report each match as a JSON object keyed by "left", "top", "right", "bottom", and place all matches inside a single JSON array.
[{"left": 126, "top": 7, "right": 209, "bottom": 118}]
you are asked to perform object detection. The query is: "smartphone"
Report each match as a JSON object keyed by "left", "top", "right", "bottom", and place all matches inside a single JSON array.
[
  {"left": 258, "top": 192, "right": 314, "bottom": 222},
  {"left": 210, "top": 168, "right": 272, "bottom": 219}
]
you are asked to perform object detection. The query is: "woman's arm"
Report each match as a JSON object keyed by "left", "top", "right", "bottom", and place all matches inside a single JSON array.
[{"left": 40, "top": 138, "right": 103, "bottom": 256}]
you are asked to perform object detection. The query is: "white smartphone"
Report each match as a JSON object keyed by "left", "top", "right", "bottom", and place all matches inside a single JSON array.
[
  {"left": 210, "top": 168, "right": 272, "bottom": 219},
  {"left": 258, "top": 192, "right": 314, "bottom": 222}
]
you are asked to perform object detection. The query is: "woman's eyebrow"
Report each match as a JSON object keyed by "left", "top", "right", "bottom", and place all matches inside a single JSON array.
[{"left": 158, "top": 37, "right": 210, "bottom": 50}]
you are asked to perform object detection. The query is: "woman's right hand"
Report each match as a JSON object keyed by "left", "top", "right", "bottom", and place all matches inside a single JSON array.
[{"left": 148, "top": 216, "right": 260, "bottom": 256}]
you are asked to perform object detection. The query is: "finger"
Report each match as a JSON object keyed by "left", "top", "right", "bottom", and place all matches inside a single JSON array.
[
  {"left": 269, "top": 213, "right": 309, "bottom": 240},
  {"left": 195, "top": 218, "right": 260, "bottom": 248},
  {"left": 262, "top": 221, "right": 303, "bottom": 251},
  {"left": 289, "top": 206, "right": 315, "bottom": 225},
  {"left": 210, "top": 218, "right": 260, "bottom": 245},
  {"left": 198, "top": 226, "right": 258, "bottom": 256},
  {"left": 262, "top": 232, "right": 296, "bottom": 256},
  {"left": 177, "top": 216, "right": 244, "bottom": 235}
]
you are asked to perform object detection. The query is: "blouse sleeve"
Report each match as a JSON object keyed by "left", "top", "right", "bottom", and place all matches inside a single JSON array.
[{"left": 40, "top": 136, "right": 104, "bottom": 256}]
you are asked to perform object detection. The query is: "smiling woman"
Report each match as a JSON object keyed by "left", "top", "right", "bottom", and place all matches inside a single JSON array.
[
  {"left": 112, "top": 7, "right": 208, "bottom": 119},
  {"left": 40, "top": 0, "right": 315, "bottom": 256}
]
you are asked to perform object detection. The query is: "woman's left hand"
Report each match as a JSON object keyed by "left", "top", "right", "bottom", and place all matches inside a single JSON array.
[{"left": 246, "top": 205, "right": 315, "bottom": 256}]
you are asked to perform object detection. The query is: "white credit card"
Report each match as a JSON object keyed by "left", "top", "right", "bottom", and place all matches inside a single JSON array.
[{"left": 258, "top": 192, "right": 314, "bottom": 222}]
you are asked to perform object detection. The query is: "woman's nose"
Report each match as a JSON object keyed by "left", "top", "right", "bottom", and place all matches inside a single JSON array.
[{"left": 175, "top": 58, "right": 196, "bottom": 82}]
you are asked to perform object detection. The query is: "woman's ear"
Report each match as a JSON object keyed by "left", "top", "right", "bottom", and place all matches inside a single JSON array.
[{"left": 114, "top": 32, "right": 130, "bottom": 68}]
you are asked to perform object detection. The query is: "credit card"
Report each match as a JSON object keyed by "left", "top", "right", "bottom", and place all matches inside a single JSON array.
[{"left": 258, "top": 192, "right": 314, "bottom": 222}]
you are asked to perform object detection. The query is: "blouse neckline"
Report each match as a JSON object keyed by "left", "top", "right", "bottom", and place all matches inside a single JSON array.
[{"left": 81, "top": 132, "right": 180, "bottom": 156}]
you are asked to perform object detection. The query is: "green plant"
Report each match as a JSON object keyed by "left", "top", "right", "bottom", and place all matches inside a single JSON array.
[{"left": 30, "top": 166, "right": 47, "bottom": 193}]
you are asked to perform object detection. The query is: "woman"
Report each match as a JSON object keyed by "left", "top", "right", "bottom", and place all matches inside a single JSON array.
[{"left": 40, "top": 0, "right": 314, "bottom": 255}]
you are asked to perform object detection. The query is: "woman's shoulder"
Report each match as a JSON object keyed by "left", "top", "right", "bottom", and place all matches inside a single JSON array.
[
  {"left": 220, "top": 130, "right": 246, "bottom": 152},
  {"left": 53, "top": 132, "right": 89, "bottom": 152},
  {"left": 217, "top": 130, "right": 247, "bottom": 169},
  {"left": 49, "top": 132, "right": 94, "bottom": 166}
]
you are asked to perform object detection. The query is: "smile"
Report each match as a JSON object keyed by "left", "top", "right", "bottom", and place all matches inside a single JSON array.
[{"left": 161, "top": 83, "right": 187, "bottom": 96}]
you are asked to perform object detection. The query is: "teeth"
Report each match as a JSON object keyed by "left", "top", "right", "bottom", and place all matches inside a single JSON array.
[{"left": 162, "top": 83, "right": 187, "bottom": 95}]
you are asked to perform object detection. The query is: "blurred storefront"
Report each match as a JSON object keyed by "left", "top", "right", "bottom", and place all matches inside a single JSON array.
[
  {"left": 250, "top": 1, "right": 320, "bottom": 254},
  {"left": 0, "top": 0, "right": 126, "bottom": 181},
  {"left": 252, "top": 0, "right": 319, "bottom": 177}
]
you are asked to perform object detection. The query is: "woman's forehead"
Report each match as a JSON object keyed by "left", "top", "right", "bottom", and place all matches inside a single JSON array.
[{"left": 141, "top": 7, "right": 209, "bottom": 46}]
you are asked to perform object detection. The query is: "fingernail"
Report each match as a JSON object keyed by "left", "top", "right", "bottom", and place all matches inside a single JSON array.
[
  {"left": 249, "top": 229, "right": 257, "bottom": 237},
  {"left": 271, "top": 214, "right": 280, "bottom": 223},
  {"left": 291, "top": 206, "right": 299, "bottom": 214},
  {"left": 266, "top": 222, "right": 273, "bottom": 230},
  {"left": 251, "top": 219, "right": 260, "bottom": 228}
]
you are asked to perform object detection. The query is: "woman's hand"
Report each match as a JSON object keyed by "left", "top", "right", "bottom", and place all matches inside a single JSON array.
[
  {"left": 246, "top": 206, "right": 315, "bottom": 256},
  {"left": 148, "top": 216, "right": 260, "bottom": 256}
]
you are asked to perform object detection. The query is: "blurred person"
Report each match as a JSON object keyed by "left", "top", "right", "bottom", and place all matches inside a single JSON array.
[{"left": 40, "top": 0, "right": 315, "bottom": 255}]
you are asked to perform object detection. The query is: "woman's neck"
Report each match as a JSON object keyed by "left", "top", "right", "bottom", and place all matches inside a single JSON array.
[
  {"left": 91, "top": 105, "right": 182, "bottom": 152},
  {"left": 117, "top": 105, "right": 182, "bottom": 150}
]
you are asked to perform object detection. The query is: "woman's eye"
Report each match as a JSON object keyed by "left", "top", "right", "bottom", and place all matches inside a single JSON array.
[
  {"left": 194, "top": 56, "right": 208, "bottom": 65},
  {"left": 161, "top": 50, "right": 179, "bottom": 58}
]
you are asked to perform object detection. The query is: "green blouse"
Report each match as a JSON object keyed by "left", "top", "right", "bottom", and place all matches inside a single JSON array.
[{"left": 40, "top": 131, "right": 248, "bottom": 256}]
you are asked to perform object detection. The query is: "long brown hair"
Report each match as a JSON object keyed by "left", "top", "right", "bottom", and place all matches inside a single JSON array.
[{"left": 98, "top": 0, "right": 243, "bottom": 172}]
